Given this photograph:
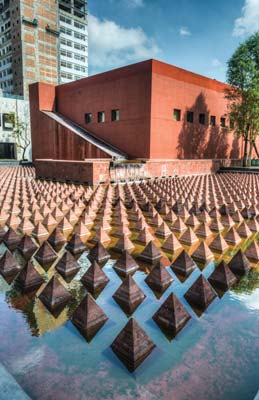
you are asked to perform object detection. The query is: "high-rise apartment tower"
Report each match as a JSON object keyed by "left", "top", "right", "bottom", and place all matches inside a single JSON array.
[{"left": 0, "top": 0, "right": 88, "bottom": 98}]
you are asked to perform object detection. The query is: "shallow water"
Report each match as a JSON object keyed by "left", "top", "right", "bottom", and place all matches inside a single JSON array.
[{"left": 1, "top": 240, "right": 259, "bottom": 400}]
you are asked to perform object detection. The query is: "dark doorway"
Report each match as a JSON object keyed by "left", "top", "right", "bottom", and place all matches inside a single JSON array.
[{"left": 0, "top": 143, "right": 16, "bottom": 159}]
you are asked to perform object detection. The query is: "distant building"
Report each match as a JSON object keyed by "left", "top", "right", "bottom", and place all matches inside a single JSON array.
[
  {"left": 0, "top": 0, "right": 88, "bottom": 160},
  {"left": 29, "top": 59, "right": 241, "bottom": 184},
  {"left": 0, "top": 0, "right": 88, "bottom": 98},
  {"left": 0, "top": 91, "right": 30, "bottom": 160}
]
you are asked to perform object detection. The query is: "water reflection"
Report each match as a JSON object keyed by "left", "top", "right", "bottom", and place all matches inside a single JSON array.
[{"left": 1, "top": 231, "right": 259, "bottom": 399}]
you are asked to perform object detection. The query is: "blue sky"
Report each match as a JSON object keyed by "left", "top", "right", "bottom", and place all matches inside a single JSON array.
[{"left": 87, "top": 0, "right": 259, "bottom": 82}]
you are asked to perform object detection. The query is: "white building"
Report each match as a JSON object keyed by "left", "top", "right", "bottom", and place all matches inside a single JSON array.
[
  {"left": 59, "top": 0, "right": 88, "bottom": 83},
  {"left": 0, "top": 92, "right": 30, "bottom": 160}
]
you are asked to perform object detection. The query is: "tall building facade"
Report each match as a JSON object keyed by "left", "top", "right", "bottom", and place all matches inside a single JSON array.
[{"left": 0, "top": 0, "right": 88, "bottom": 98}]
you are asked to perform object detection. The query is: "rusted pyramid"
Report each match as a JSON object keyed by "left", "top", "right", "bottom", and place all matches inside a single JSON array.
[
  {"left": 32, "top": 221, "right": 49, "bottom": 242},
  {"left": 134, "top": 216, "right": 148, "bottom": 232},
  {"left": 113, "top": 275, "right": 146, "bottom": 315},
  {"left": 161, "top": 233, "right": 182, "bottom": 253},
  {"left": 113, "top": 250, "right": 139, "bottom": 277},
  {"left": 111, "top": 318, "right": 156, "bottom": 372},
  {"left": 164, "top": 210, "right": 177, "bottom": 224},
  {"left": 225, "top": 227, "right": 242, "bottom": 245},
  {"left": 0, "top": 249, "right": 21, "bottom": 278},
  {"left": 39, "top": 275, "right": 72, "bottom": 314},
  {"left": 74, "top": 221, "right": 91, "bottom": 240},
  {"left": 48, "top": 228, "right": 66, "bottom": 252},
  {"left": 145, "top": 262, "right": 173, "bottom": 293},
  {"left": 221, "top": 214, "right": 235, "bottom": 228},
  {"left": 208, "top": 261, "right": 237, "bottom": 291},
  {"left": 3, "top": 228, "right": 21, "bottom": 251},
  {"left": 209, "top": 234, "right": 229, "bottom": 253},
  {"left": 34, "top": 241, "right": 58, "bottom": 268},
  {"left": 228, "top": 249, "right": 251, "bottom": 276},
  {"left": 172, "top": 217, "right": 187, "bottom": 233},
  {"left": 71, "top": 293, "right": 108, "bottom": 341},
  {"left": 55, "top": 251, "right": 80, "bottom": 278},
  {"left": 135, "top": 227, "right": 154, "bottom": 245},
  {"left": 171, "top": 249, "right": 196, "bottom": 276},
  {"left": 184, "top": 275, "right": 217, "bottom": 311},
  {"left": 15, "top": 261, "right": 45, "bottom": 291},
  {"left": 209, "top": 218, "right": 224, "bottom": 233},
  {"left": 186, "top": 214, "right": 200, "bottom": 228},
  {"left": 138, "top": 241, "right": 162, "bottom": 264},
  {"left": 191, "top": 241, "right": 214, "bottom": 263},
  {"left": 149, "top": 213, "right": 164, "bottom": 227},
  {"left": 113, "top": 235, "right": 135, "bottom": 253},
  {"left": 195, "top": 222, "right": 212, "bottom": 238},
  {"left": 18, "top": 234, "right": 38, "bottom": 260},
  {"left": 91, "top": 227, "right": 111, "bottom": 244},
  {"left": 52, "top": 206, "right": 64, "bottom": 222},
  {"left": 219, "top": 204, "right": 230, "bottom": 216},
  {"left": 245, "top": 240, "right": 259, "bottom": 262},
  {"left": 179, "top": 227, "right": 199, "bottom": 245},
  {"left": 241, "top": 207, "right": 253, "bottom": 219},
  {"left": 152, "top": 293, "right": 191, "bottom": 336},
  {"left": 232, "top": 210, "right": 244, "bottom": 223},
  {"left": 81, "top": 261, "right": 110, "bottom": 294},
  {"left": 155, "top": 222, "right": 171, "bottom": 238},
  {"left": 43, "top": 213, "right": 57, "bottom": 228},
  {"left": 237, "top": 221, "right": 252, "bottom": 238},
  {"left": 19, "top": 218, "right": 34, "bottom": 235},
  {"left": 58, "top": 217, "right": 73, "bottom": 233},
  {"left": 248, "top": 218, "right": 259, "bottom": 232},
  {"left": 66, "top": 233, "right": 86, "bottom": 256},
  {"left": 88, "top": 241, "right": 110, "bottom": 264}
]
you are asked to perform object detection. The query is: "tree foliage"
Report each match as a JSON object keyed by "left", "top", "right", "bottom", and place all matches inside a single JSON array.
[
  {"left": 12, "top": 114, "right": 30, "bottom": 161},
  {"left": 225, "top": 32, "right": 259, "bottom": 164}
]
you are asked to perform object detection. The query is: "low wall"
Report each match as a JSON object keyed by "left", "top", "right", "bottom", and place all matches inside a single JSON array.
[
  {"left": 144, "top": 159, "right": 241, "bottom": 177},
  {"left": 35, "top": 159, "right": 110, "bottom": 185},
  {"left": 35, "top": 158, "right": 242, "bottom": 184}
]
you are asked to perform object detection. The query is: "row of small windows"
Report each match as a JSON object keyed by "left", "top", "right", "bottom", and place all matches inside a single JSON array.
[
  {"left": 0, "top": 45, "right": 12, "bottom": 57},
  {"left": 61, "top": 49, "right": 87, "bottom": 63},
  {"left": 60, "top": 37, "right": 87, "bottom": 52},
  {"left": 0, "top": 68, "right": 12, "bottom": 78},
  {"left": 60, "top": 60, "right": 86, "bottom": 73},
  {"left": 60, "top": 72, "right": 86, "bottom": 81},
  {"left": 85, "top": 110, "right": 120, "bottom": 124},
  {"left": 60, "top": 15, "right": 86, "bottom": 31},
  {"left": 0, "top": 80, "right": 12, "bottom": 89},
  {"left": 173, "top": 109, "right": 233, "bottom": 128},
  {"left": 0, "top": 21, "right": 10, "bottom": 32},
  {"left": 60, "top": 26, "right": 87, "bottom": 41},
  {"left": 0, "top": 55, "right": 12, "bottom": 67}
]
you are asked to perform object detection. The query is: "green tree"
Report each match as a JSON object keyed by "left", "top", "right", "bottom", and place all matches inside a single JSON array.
[
  {"left": 225, "top": 32, "right": 259, "bottom": 166},
  {"left": 12, "top": 114, "right": 31, "bottom": 161}
]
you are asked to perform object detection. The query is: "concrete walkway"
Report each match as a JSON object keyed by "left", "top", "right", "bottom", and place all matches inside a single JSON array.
[{"left": 0, "top": 363, "right": 30, "bottom": 400}]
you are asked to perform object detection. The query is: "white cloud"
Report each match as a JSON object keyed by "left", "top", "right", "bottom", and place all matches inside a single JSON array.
[
  {"left": 233, "top": 0, "right": 259, "bottom": 36},
  {"left": 125, "top": 0, "right": 145, "bottom": 7},
  {"left": 88, "top": 14, "right": 161, "bottom": 72},
  {"left": 179, "top": 26, "right": 191, "bottom": 36},
  {"left": 109, "top": 0, "right": 145, "bottom": 8},
  {"left": 212, "top": 58, "right": 222, "bottom": 67}
]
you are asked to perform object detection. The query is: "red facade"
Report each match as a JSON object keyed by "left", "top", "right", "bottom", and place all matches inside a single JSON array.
[{"left": 29, "top": 59, "right": 241, "bottom": 166}]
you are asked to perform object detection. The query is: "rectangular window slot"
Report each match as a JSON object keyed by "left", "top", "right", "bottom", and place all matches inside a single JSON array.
[
  {"left": 173, "top": 109, "right": 181, "bottom": 121},
  {"left": 187, "top": 111, "right": 194, "bottom": 123},
  {"left": 98, "top": 111, "right": 105, "bottom": 123},
  {"left": 111, "top": 109, "right": 120, "bottom": 121}
]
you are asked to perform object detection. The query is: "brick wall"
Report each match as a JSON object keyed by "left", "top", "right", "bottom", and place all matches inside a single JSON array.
[{"left": 35, "top": 159, "right": 111, "bottom": 185}]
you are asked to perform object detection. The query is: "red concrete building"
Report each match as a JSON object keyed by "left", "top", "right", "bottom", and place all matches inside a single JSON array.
[{"left": 30, "top": 59, "right": 241, "bottom": 184}]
